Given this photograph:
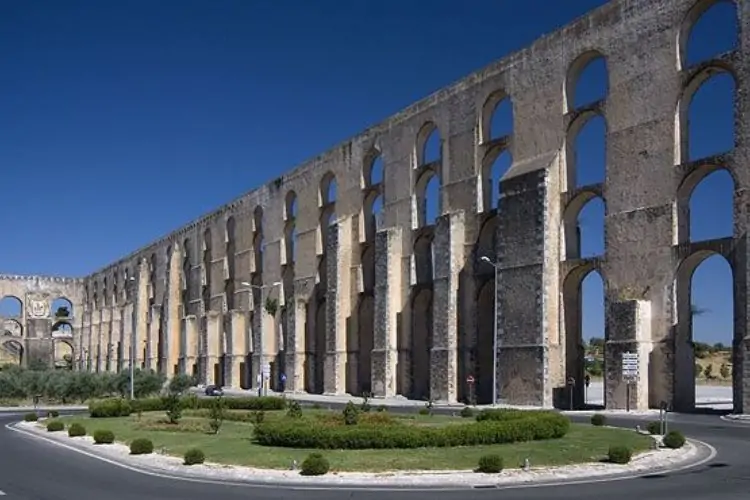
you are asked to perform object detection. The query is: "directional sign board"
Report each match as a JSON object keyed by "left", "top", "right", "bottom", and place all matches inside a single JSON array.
[{"left": 621, "top": 352, "right": 639, "bottom": 380}]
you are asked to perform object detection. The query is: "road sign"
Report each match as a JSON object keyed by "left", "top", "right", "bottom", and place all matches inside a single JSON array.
[
  {"left": 622, "top": 352, "right": 639, "bottom": 379},
  {"left": 466, "top": 375, "right": 475, "bottom": 384}
]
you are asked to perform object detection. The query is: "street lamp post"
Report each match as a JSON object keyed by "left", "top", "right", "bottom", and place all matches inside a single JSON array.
[{"left": 480, "top": 255, "right": 499, "bottom": 406}]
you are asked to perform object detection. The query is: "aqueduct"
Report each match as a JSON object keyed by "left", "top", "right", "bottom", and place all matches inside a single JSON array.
[{"left": 2, "top": 0, "right": 748, "bottom": 412}]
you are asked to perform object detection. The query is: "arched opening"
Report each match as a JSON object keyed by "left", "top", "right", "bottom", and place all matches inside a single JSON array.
[
  {"left": 689, "top": 169, "right": 734, "bottom": 242},
  {"left": 367, "top": 154, "right": 384, "bottom": 188},
  {"left": 417, "top": 124, "right": 441, "bottom": 166},
  {"left": 0, "top": 338, "right": 23, "bottom": 366},
  {"left": 320, "top": 172, "right": 337, "bottom": 206},
  {"left": 2, "top": 319, "right": 22, "bottom": 337},
  {"left": 53, "top": 340, "right": 74, "bottom": 370},
  {"left": 475, "top": 279, "right": 495, "bottom": 404},
  {"left": 181, "top": 238, "right": 191, "bottom": 317},
  {"left": 253, "top": 206, "right": 265, "bottom": 274},
  {"left": 51, "top": 320, "right": 73, "bottom": 339},
  {"left": 481, "top": 92, "right": 513, "bottom": 143},
  {"left": 674, "top": 251, "right": 734, "bottom": 411},
  {"left": 0, "top": 296, "right": 22, "bottom": 318},
  {"left": 563, "top": 193, "right": 605, "bottom": 260},
  {"left": 692, "top": 254, "right": 733, "bottom": 408},
  {"left": 415, "top": 172, "right": 440, "bottom": 228},
  {"left": 202, "top": 229, "right": 213, "bottom": 311},
  {"left": 411, "top": 288, "right": 433, "bottom": 400},
  {"left": 51, "top": 297, "right": 73, "bottom": 319},
  {"left": 567, "top": 113, "right": 607, "bottom": 190},
  {"left": 481, "top": 149, "right": 512, "bottom": 212},
  {"left": 565, "top": 51, "right": 608, "bottom": 113},
  {"left": 681, "top": 0, "right": 738, "bottom": 69},
  {"left": 685, "top": 71, "right": 735, "bottom": 162},
  {"left": 563, "top": 267, "right": 605, "bottom": 409},
  {"left": 357, "top": 294, "right": 374, "bottom": 395},
  {"left": 225, "top": 216, "right": 237, "bottom": 310}
]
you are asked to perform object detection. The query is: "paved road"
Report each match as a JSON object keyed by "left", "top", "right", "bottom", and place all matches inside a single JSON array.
[
  {"left": 586, "top": 382, "right": 733, "bottom": 409},
  {"left": 0, "top": 411, "right": 747, "bottom": 499}
]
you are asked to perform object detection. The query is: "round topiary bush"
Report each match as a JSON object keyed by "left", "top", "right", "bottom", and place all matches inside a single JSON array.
[
  {"left": 590, "top": 413, "right": 606, "bottom": 426},
  {"left": 646, "top": 421, "right": 662, "bottom": 435},
  {"left": 184, "top": 448, "right": 205, "bottom": 465},
  {"left": 460, "top": 407, "right": 474, "bottom": 418},
  {"left": 130, "top": 438, "right": 154, "bottom": 455},
  {"left": 47, "top": 410, "right": 60, "bottom": 418},
  {"left": 476, "top": 454, "right": 503, "bottom": 473},
  {"left": 23, "top": 412, "right": 38, "bottom": 422},
  {"left": 46, "top": 420, "right": 64, "bottom": 432},
  {"left": 607, "top": 445, "right": 632, "bottom": 464},
  {"left": 662, "top": 430, "right": 686, "bottom": 449},
  {"left": 300, "top": 453, "right": 330, "bottom": 476},
  {"left": 93, "top": 429, "right": 115, "bottom": 444},
  {"left": 68, "top": 423, "right": 86, "bottom": 437}
]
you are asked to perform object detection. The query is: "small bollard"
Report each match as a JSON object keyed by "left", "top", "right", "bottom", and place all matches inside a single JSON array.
[
  {"left": 291, "top": 459, "right": 298, "bottom": 471},
  {"left": 635, "top": 425, "right": 641, "bottom": 433},
  {"left": 523, "top": 458, "right": 530, "bottom": 471}
]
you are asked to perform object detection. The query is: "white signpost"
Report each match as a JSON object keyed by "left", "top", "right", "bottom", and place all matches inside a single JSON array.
[
  {"left": 621, "top": 352, "right": 639, "bottom": 412},
  {"left": 262, "top": 363, "right": 271, "bottom": 396}
]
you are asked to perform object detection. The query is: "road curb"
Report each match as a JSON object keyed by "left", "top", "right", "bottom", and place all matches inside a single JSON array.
[{"left": 6, "top": 420, "right": 717, "bottom": 491}]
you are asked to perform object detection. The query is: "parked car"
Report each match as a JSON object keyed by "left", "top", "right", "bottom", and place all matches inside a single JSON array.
[{"left": 204, "top": 385, "right": 224, "bottom": 397}]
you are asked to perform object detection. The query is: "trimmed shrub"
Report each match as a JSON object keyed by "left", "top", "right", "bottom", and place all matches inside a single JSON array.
[
  {"left": 132, "top": 397, "right": 164, "bottom": 413},
  {"left": 252, "top": 410, "right": 265, "bottom": 425},
  {"left": 418, "top": 408, "right": 430, "bottom": 416},
  {"left": 342, "top": 402, "right": 359, "bottom": 425},
  {"left": 460, "top": 407, "right": 474, "bottom": 418},
  {"left": 360, "top": 412, "right": 395, "bottom": 426},
  {"left": 476, "top": 454, "right": 503, "bottom": 473},
  {"left": 203, "top": 396, "right": 285, "bottom": 411},
  {"left": 68, "top": 423, "right": 86, "bottom": 437},
  {"left": 23, "top": 412, "right": 38, "bottom": 422},
  {"left": 47, "top": 410, "right": 60, "bottom": 418},
  {"left": 130, "top": 438, "right": 154, "bottom": 455},
  {"left": 93, "top": 429, "right": 115, "bottom": 444},
  {"left": 662, "top": 430, "right": 686, "bottom": 449},
  {"left": 300, "top": 453, "right": 330, "bottom": 476},
  {"left": 184, "top": 448, "right": 205, "bottom": 465},
  {"left": 590, "top": 414, "right": 606, "bottom": 426},
  {"left": 287, "top": 401, "right": 303, "bottom": 418},
  {"left": 255, "top": 411, "right": 570, "bottom": 450},
  {"left": 646, "top": 421, "right": 662, "bottom": 435},
  {"left": 607, "top": 445, "right": 632, "bottom": 464},
  {"left": 89, "top": 398, "right": 132, "bottom": 418},
  {"left": 46, "top": 420, "right": 64, "bottom": 432},
  {"left": 475, "top": 409, "right": 538, "bottom": 422}
]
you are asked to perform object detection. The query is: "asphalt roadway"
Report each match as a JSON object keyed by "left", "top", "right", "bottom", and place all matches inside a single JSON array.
[{"left": 0, "top": 409, "right": 747, "bottom": 500}]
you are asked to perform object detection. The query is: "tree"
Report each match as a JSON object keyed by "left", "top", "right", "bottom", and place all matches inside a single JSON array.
[
  {"left": 704, "top": 364, "right": 713, "bottom": 379},
  {"left": 55, "top": 307, "right": 70, "bottom": 318},
  {"left": 720, "top": 363, "right": 730, "bottom": 379}
]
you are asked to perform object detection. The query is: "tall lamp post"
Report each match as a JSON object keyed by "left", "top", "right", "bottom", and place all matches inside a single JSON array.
[
  {"left": 480, "top": 255, "right": 499, "bottom": 406},
  {"left": 241, "top": 280, "right": 282, "bottom": 394}
]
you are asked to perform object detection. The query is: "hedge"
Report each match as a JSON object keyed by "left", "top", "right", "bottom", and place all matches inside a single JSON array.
[
  {"left": 89, "top": 395, "right": 286, "bottom": 418},
  {"left": 254, "top": 411, "right": 570, "bottom": 449}
]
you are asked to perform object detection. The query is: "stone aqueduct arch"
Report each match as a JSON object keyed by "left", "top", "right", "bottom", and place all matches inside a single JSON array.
[
  {"left": 3, "top": 0, "right": 749, "bottom": 412},
  {"left": 0, "top": 276, "right": 82, "bottom": 368}
]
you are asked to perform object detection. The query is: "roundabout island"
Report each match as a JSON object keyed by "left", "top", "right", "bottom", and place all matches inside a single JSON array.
[{"left": 7, "top": 394, "right": 710, "bottom": 491}]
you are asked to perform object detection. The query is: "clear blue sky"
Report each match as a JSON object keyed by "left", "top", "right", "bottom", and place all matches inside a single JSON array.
[{"left": 0, "top": 1, "right": 738, "bottom": 345}]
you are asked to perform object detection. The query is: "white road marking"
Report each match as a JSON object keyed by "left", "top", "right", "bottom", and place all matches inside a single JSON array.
[{"left": 0, "top": 489, "right": 6, "bottom": 495}]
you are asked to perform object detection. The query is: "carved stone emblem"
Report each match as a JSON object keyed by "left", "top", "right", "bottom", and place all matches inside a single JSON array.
[{"left": 27, "top": 297, "right": 50, "bottom": 319}]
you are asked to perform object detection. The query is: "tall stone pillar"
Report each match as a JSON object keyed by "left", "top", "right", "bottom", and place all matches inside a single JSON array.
[
  {"left": 372, "top": 227, "right": 402, "bottom": 398},
  {"left": 182, "top": 315, "right": 199, "bottom": 378},
  {"left": 110, "top": 308, "right": 122, "bottom": 372},
  {"left": 284, "top": 297, "right": 307, "bottom": 392},
  {"left": 604, "top": 300, "right": 651, "bottom": 411},
  {"left": 121, "top": 304, "right": 132, "bottom": 372},
  {"left": 80, "top": 308, "right": 91, "bottom": 370},
  {"left": 430, "top": 212, "right": 465, "bottom": 403},
  {"left": 166, "top": 244, "right": 182, "bottom": 377},
  {"left": 324, "top": 219, "right": 351, "bottom": 395},
  {"left": 496, "top": 169, "right": 552, "bottom": 407},
  {"left": 135, "top": 258, "right": 149, "bottom": 369},
  {"left": 91, "top": 313, "right": 102, "bottom": 373},
  {"left": 206, "top": 311, "right": 222, "bottom": 386},
  {"left": 147, "top": 305, "right": 160, "bottom": 371},
  {"left": 101, "top": 309, "right": 112, "bottom": 372},
  {"left": 227, "top": 310, "right": 246, "bottom": 388}
]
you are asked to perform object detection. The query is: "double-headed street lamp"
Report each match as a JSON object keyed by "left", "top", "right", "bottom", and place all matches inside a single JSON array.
[{"left": 480, "top": 255, "right": 499, "bottom": 406}]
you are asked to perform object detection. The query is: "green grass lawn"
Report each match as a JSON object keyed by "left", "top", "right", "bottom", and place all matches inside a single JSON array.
[{"left": 49, "top": 410, "right": 652, "bottom": 472}]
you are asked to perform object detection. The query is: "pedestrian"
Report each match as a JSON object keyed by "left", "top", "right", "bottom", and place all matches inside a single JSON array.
[{"left": 280, "top": 372, "right": 287, "bottom": 392}]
